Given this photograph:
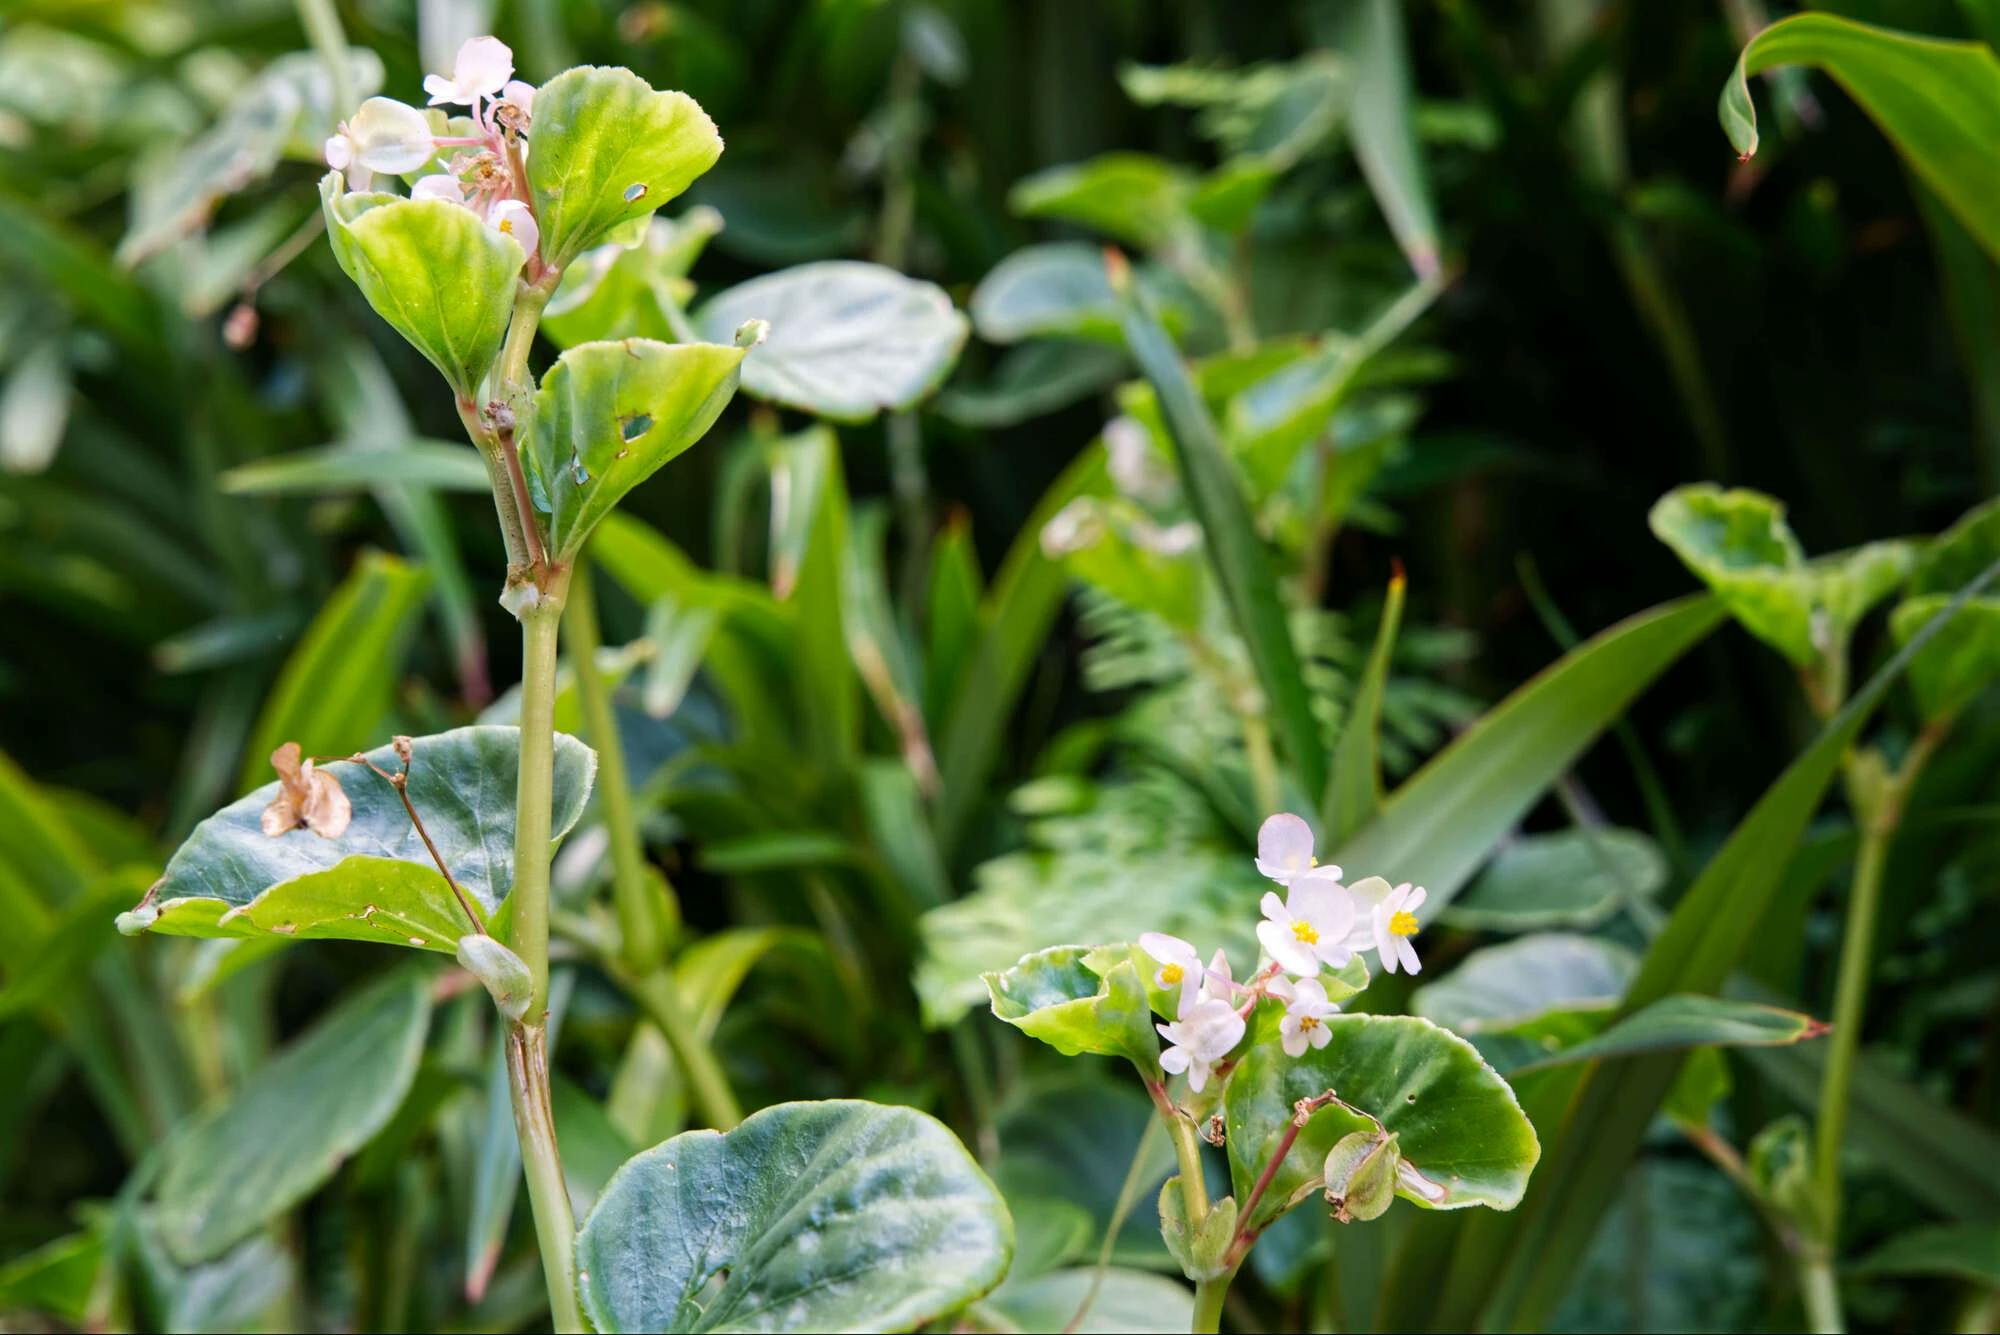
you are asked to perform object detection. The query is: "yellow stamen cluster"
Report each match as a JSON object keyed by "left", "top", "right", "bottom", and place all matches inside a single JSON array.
[
  {"left": 1389, "top": 910, "right": 1419, "bottom": 938},
  {"left": 1159, "top": 962, "right": 1184, "bottom": 985},
  {"left": 1299, "top": 1015, "right": 1321, "bottom": 1032},
  {"left": 1291, "top": 920, "right": 1319, "bottom": 945}
]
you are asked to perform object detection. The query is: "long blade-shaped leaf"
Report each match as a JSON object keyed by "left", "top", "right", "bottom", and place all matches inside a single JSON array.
[
  {"left": 1110, "top": 253, "right": 1329, "bottom": 802},
  {"left": 1323, "top": 566, "right": 1404, "bottom": 842}
]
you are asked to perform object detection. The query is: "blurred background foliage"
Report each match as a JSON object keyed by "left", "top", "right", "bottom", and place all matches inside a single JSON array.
[{"left": 1, "top": 0, "right": 1996, "bottom": 1331}]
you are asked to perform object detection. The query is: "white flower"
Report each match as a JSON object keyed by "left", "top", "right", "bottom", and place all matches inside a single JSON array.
[
  {"left": 1139, "top": 932, "right": 1203, "bottom": 1017},
  {"left": 1269, "top": 975, "right": 1339, "bottom": 1057},
  {"left": 1196, "top": 947, "right": 1233, "bottom": 1005},
  {"left": 424, "top": 36, "right": 514, "bottom": 108},
  {"left": 410, "top": 173, "right": 469, "bottom": 206},
  {"left": 499, "top": 79, "right": 536, "bottom": 116},
  {"left": 324, "top": 97, "right": 435, "bottom": 179},
  {"left": 1369, "top": 882, "right": 1426, "bottom": 975},
  {"left": 1257, "top": 876, "right": 1356, "bottom": 977},
  {"left": 1255, "top": 812, "right": 1340, "bottom": 887},
  {"left": 1155, "top": 997, "right": 1245, "bottom": 1093},
  {"left": 489, "top": 199, "right": 539, "bottom": 259}
]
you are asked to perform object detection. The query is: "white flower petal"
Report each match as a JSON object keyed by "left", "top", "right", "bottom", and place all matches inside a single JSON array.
[
  {"left": 324, "top": 133, "right": 353, "bottom": 170},
  {"left": 489, "top": 199, "right": 538, "bottom": 258},
  {"left": 411, "top": 173, "right": 467, "bottom": 205},
  {"left": 1257, "top": 920, "right": 1316, "bottom": 977},
  {"left": 1185, "top": 1059, "right": 1211, "bottom": 1093},
  {"left": 453, "top": 36, "right": 514, "bottom": 98},
  {"left": 423, "top": 73, "right": 460, "bottom": 107},
  {"left": 1159, "top": 1046, "right": 1191, "bottom": 1075},
  {"left": 1396, "top": 936, "right": 1422, "bottom": 975},
  {"left": 1308, "top": 1022, "right": 1333, "bottom": 1050},
  {"left": 1139, "top": 932, "right": 1195, "bottom": 966},
  {"left": 502, "top": 79, "right": 536, "bottom": 114},
  {"left": 1256, "top": 812, "right": 1316, "bottom": 879},
  {"left": 1292, "top": 977, "right": 1329, "bottom": 1010},
  {"left": 1281, "top": 1024, "right": 1308, "bottom": 1058},
  {"left": 348, "top": 97, "right": 436, "bottom": 175}
]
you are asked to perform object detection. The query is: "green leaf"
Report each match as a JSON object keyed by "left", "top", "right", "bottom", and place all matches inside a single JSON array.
[
  {"left": 1854, "top": 1223, "right": 2000, "bottom": 1286},
  {"left": 527, "top": 66, "right": 723, "bottom": 267},
  {"left": 980, "top": 1267, "right": 1194, "bottom": 1334},
  {"left": 1112, "top": 255, "right": 1329, "bottom": 801},
  {"left": 1516, "top": 994, "right": 1826, "bottom": 1073},
  {"left": 1441, "top": 827, "right": 1668, "bottom": 932},
  {"left": 0, "top": 1230, "right": 101, "bottom": 1326},
  {"left": 1331, "top": 595, "right": 1725, "bottom": 915},
  {"left": 238, "top": 550, "right": 431, "bottom": 790},
  {"left": 218, "top": 441, "right": 491, "bottom": 495},
  {"left": 1891, "top": 495, "right": 2000, "bottom": 717},
  {"left": 983, "top": 944, "right": 1161, "bottom": 1069},
  {"left": 574, "top": 1100, "right": 1012, "bottom": 1332},
  {"left": 1047, "top": 497, "right": 1205, "bottom": 630},
  {"left": 1009, "top": 153, "right": 1192, "bottom": 249},
  {"left": 1412, "top": 933, "right": 1637, "bottom": 1038},
  {"left": 1223, "top": 1015, "right": 1539, "bottom": 1231},
  {"left": 522, "top": 338, "right": 746, "bottom": 559},
  {"left": 970, "top": 243, "right": 1190, "bottom": 345},
  {"left": 1324, "top": 568, "right": 1405, "bottom": 841},
  {"left": 1649, "top": 484, "right": 1815, "bottom": 665},
  {"left": 320, "top": 173, "right": 524, "bottom": 400},
  {"left": 124, "top": 726, "right": 596, "bottom": 953},
  {"left": 1721, "top": 13, "right": 2000, "bottom": 264},
  {"left": 153, "top": 970, "right": 431, "bottom": 1263},
  {"left": 545, "top": 210, "right": 723, "bottom": 348},
  {"left": 694, "top": 261, "right": 968, "bottom": 421},
  {"left": 937, "top": 338, "right": 1129, "bottom": 427},
  {"left": 1334, "top": 0, "right": 1441, "bottom": 277}
]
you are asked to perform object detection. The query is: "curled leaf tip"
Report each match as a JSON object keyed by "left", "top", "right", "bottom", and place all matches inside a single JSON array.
[{"left": 1102, "top": 246, "right": 1132, "bottom": 291}]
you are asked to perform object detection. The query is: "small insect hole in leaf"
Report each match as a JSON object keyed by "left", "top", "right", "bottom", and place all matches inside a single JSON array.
[
  {"left": 620, "top": 413, "right": 653, "bottom": 442},
  {"left": 624, "top": 182, "right": 648, "bottom": 202}
]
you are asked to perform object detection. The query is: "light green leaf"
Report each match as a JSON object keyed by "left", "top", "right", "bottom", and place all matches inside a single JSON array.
[
  {"left": 1721, "top": 12, "right": 2000, "bottom": 264},
  {"left": 527, "top": 66, "right": 723, "bottom": 267},
  {"left": 238, "top": 550, "right": 431, "bottom": 790},
  {"left": 1334, "top": 0, "right": 1441, "bottom": 277},
  {"left": 320, "top": 173, "right": 523, "bottom": 400},
  {"left": 1855, "top": 1223, "right": 2000, "bottom": 1286},
  {"left": 124, "top": 726, "right": 596, "bottom": 953},
  {"left": 219, "top": 441, "right": 491, "bottom": 495},
  {"left": 1441, "top": 827, "right": 1668, "bottom": 932},
  {"left": 1223, "top": 1015, "right": 1539, "bottom": 1231},
  {"left": 983, "top": 944, "right": 1161, "bottom": 1070},
  {"left": 0, "top": 1230, "right": 101, "bottom": 1326},
  {"left": 981, "top": 1267, "right": 1193, "bottom": 1334},
  {"left": 1047, "top": 497, "right": 1205, "bottom": 630},
  {"left": 1412, "top": 933, "right": 1638, "bottom": 1037},
  {"left": 1324, "top": 568, "right": 1405, "bottom": 841},
  {"left": 970, "top": 243, "right": 1192, "bottom": 345},
  {"left": 1649, "top": 484, "right": 1815, "bottom": 665},
  {"left": 153, "top": 970, "right": 430, "bottom": 1263},
  {"left": 0, "top": 337, "right": 70, "bottom": 474},
  {"left": 545, "top": 210, "right": 723, "bottom": 348},
  {"left": 1891, "top": 495, "right": 2000, "bottom": 717},
  {"left": 694, "top": 261, "right": 968, "bottom": 421},
  {"left": 1517, "top": 994, "right": 1826, "bottom": 1073},
  {"left": 575, "top": 1100, "right": 1012, "bottom": 1332},
  {"left": 522, "top": 338, "right": 746, "bottom": 559},
  {"left": 1009, "top": 153, "right": 1192, "bottom": 249},
  {"left": 1331, "top": 596, "right": 1725, "bottom": 915}
]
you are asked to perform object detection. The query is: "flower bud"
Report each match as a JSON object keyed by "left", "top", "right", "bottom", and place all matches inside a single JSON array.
[{"left": 1323, "top": 1129, "right": 1399, "bottom": 1223}]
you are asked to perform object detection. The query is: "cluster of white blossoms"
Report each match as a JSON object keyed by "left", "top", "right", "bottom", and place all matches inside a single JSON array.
[
  {"left": 1139, "top": 813, "right": 1426, "bottom": 1092},
  {"left": 323, "top": 37, "right": 543, "bottom": 260}
]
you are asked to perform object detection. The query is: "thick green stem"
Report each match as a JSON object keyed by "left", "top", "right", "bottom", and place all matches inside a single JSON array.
[
  {"left": 1191, "top": 1274, "right": 1231, "bottom": 1334},
  {"left": 1800, "top": 1253, "right": 1843, "bottom": 1335},
  {"left": 567, "top": 557, "right": 673, "bottom": 970},
  {"left": 614, "top": 964, "right": 744, "bottom": 1129},
  {"left": 1149, "top": 1078, "right": 1210, "bottom": 1220},
  {"left": 505, "top": 1021, "right": 584, "bottom": 1334},
  {"left": 512, "top": 584, "right": 569, "bottom": 1020}
]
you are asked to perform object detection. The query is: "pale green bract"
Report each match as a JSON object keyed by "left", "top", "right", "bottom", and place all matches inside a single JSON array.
[
  {"left": 520, "top": 337, "right": 747, "bottom": 560},
  {"left": 574, "top": 1100, "right": 1013, "bottom": 1332},
  {"left": 527, "top": 66, "right": 723, "bottom": 267},
  {"left": 319, "top": 173, "right": 524, "bottom": 400},
  {"left": 117, "top": 726, "right": 595, "bottom": 953},
  {"left": 694, "top": 261, "right": 969, "bottom": 421}
]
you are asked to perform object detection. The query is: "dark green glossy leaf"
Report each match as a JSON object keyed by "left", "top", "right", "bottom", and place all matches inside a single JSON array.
[
  {"left": 153, "top": 970, "right": 431, "bottom": 1263},
  {"left": 575, "top": 1100, "right": 1012, "bottom": 1332},
  {"left": 1854, "top": 1223, "right": 2000, "bottom": 1286}
]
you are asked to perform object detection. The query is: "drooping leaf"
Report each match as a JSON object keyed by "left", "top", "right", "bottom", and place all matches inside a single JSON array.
[
  {"left": 1515, "top": 994, "right": 1826, "bottom": 1073},
  {"left": 522, "top": 338, "right": 746, "bottom": 559},
  {"left": 218, "top": 441, "right": 492, "bottom": 495},
  {"left": 153, "top": 970, "right": 431, "bottom": 1263},
  {"left": 1333, "top": 0, "right": 1441, "bottom": 277},
  {"left": 694, "top": 261, "right": 968, "bottom": 421},
  {"left": 981, "top": 1266, "right": 1194, "bottom": 1334},
  {"left": 320, "top": 174, "right": 524, "bottom": 400},
  {"left": 238, "top": 550, "right": 431, "bottom": 790},
  {"left": 1330, "top": 595, "right": 1724, "bottom": 916},
  {"left": 574, "top": 1100, "right": 1012, "bottom": 1332},
  {"left": 983, "top": 944, "right": 1161, "bottom": 1070},
  {"left": 1441, "top": 827, "right": 1669, "bottom": 932},
  {"left": 123, "top": 727, "right": 596, "bottom": 953},
  {"left": 1721, "top": 12, "right": 2000, "bottom": 264},
  {"left": 1649, "top": 484, "right": 1815, "bottom": 665},
  {"left": 1324, "top": 567, "right": 1405, "bottom": 840},
  {"left": 1223, "top": 1015, "right": 1539, "bottom": 1231},
  {"left": 526, "top": 66, "right": 724, "bottom": 266}
]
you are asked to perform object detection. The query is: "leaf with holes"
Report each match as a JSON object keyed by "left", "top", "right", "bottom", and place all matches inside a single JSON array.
[
  {"left": 118, "top": 726, "right": 595, "bottom": 952},
  {"left": 522, "top": 338, "right": 746, "bottom": 559},
  {"left": 694, "top": 261, "right": 968, "bottom": 421},
  {"left": 527, "top": 66, "right": 723, "bottom": 266},
  {"left": 1222, "top": 1015, "right": 1539, "bottom": 1232},
  {"left": 574, "top": 1100, "right": 1012, "bottom": 1332}
]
